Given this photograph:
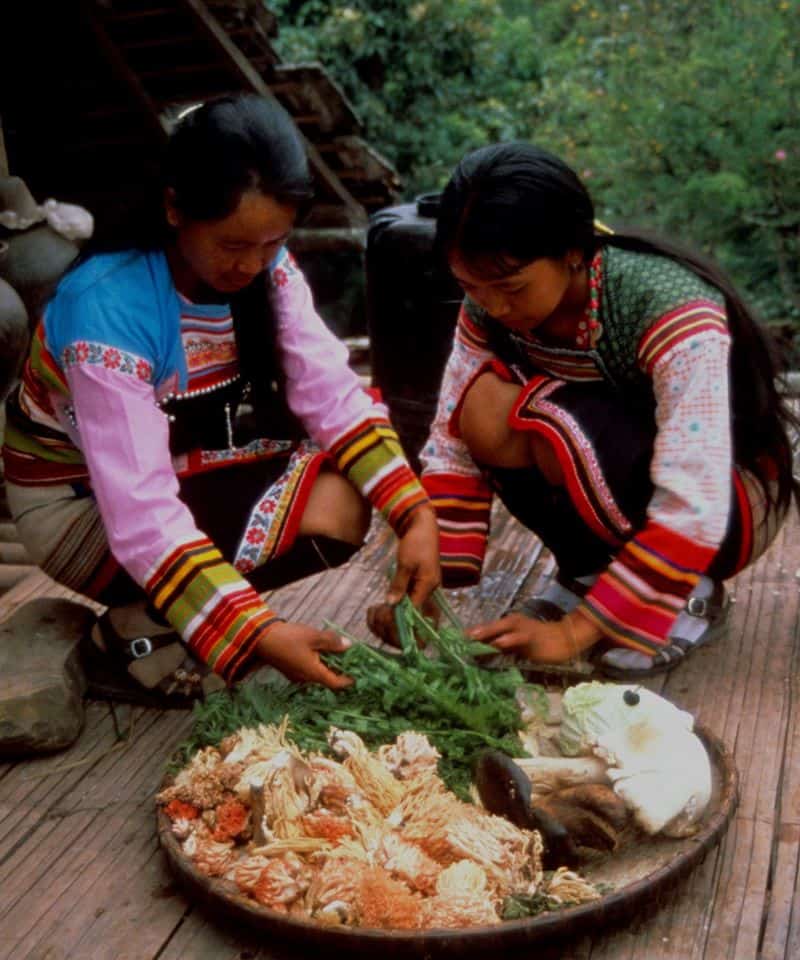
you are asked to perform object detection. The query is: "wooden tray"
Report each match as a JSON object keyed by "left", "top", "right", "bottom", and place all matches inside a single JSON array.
[{"left": 157, "top": 725, "right": 737, "bottom": 957}]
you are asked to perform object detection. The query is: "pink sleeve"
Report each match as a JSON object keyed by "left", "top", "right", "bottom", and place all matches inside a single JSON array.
[
  {"left": 271, "top": 256, "right": 387, "bottom": 447},
  {"left": 65, "top": 363, "right": 280, "bottom": 681},
  {"left": 270, "top": 255, "right": 430, "bottom": 533},
  {"left": 66, "top": 363, "right": 198, "bottom": 583}
]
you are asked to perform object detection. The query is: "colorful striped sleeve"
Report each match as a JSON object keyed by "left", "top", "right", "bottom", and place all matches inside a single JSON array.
[
  {"left": 421, "top": 471, "right": 492, "bottom": 587},
  {"left": 580, "top": 300, "right": 733, "bottom": 651},
  {"left": 328, "top": 416, "right": 429, "bottom": 533},
  {"left": 417, "top": 302, "right": 501, "bottom": 586},
  {"left": 579, "top": 523, "right": 715, "bottom": 654},
  {"left": 145, "top": 538, "right": 282, "bottom": 682}
]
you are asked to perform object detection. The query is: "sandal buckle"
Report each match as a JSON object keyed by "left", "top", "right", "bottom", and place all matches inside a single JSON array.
[
  {"left": 129, "top": 637, "right": 153, "bottom": 659},
  {"left": 686, "top": 597, "right": 708, "bottom": 618}
]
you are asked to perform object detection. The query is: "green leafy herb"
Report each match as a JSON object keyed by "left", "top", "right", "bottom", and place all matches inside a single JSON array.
[
  {"left": 501, "top": 891, "right": 566, "bottom": 920},
  {"left": 501, "top": 874, "right": 614, "bottom": 919},
  {"left": 174, "top": 593, "right": 547, "bottom": 800}
]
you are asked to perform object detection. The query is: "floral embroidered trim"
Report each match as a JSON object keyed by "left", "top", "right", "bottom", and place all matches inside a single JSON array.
[
  {"left": 199, "top": 439, "right": 295, "bottom": 467},
  {"left": 62, "top": 340, "right": 153, "bottom": 383},
  {"left": 235, "top": 442, "right": 325, "bottom": 573},
  {"left": 270, "top": 250, "right": 301, "bottom": 289},
  {"left": 510, "top": 378, "right": 633, "bottom": 542},
  {"left": 184, "top": 338, "right": 238, "bottom": 371}
]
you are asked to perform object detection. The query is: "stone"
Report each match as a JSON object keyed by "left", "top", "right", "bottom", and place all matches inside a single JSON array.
[{"left": 0, "top": 598, "right": 94, "bottom": 758}]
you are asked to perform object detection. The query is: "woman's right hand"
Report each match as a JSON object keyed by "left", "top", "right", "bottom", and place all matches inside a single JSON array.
[{"left": 256, "top": 621, "right": 353, "bottom": 690}]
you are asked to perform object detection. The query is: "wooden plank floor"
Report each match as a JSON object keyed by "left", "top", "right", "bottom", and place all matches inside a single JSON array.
[{"left": 0, "top": 504, "right": 798, "bottom": 960}]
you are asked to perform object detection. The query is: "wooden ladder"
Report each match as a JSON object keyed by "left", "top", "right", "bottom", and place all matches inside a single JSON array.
[{"left": 84, "top": 0, "right": 367, "bottom": 226}]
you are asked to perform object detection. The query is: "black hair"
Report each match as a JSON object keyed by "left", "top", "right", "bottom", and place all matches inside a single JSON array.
[
  {"left": 85, "top": 93, "right": 313, "bottom": 254},
  {"left": 80, "top": 93, "right": 314, "bottom": 434},
  {"left": 436, "top": 141, "right": 798, "bottom": 513},
  {"left": 164, "top": 93, "right": 314, "bottom": 229}
]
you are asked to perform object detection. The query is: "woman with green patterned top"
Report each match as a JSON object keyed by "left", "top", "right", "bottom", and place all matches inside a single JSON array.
[{"left": 419, "top": 142, "right": 797, "bottom": 679}]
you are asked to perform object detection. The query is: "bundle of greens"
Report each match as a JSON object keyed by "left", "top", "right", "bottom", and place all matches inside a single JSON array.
[{"left": 174, "top": 593, "right": 547, "bottom": 800}]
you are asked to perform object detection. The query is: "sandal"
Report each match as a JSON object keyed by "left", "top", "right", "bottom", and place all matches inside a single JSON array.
[
  {"left": 597, "top": 577, "right": 729, "bottom": 680},
  {"left": 79, "top": 611, "right": 224, "bottom": 709}
]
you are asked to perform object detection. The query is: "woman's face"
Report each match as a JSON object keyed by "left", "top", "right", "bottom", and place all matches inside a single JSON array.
[
  {"left": 166, "top": 188, "right": 297, "bottom": 295},
  {"left": 449, "top": 251, "right": 581, "bottom": 335}
]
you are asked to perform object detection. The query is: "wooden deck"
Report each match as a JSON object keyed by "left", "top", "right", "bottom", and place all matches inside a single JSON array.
[{"left": 1, "top": 504, "right": 799, "bottom": 960}]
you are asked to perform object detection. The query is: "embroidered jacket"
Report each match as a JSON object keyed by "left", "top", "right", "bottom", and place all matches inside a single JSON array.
[
  {"left": 421, "top": 245, "right": 743, "bottom": 654},
  {"left": 4, "top": 248, "right": 428, "bottom": 680}
]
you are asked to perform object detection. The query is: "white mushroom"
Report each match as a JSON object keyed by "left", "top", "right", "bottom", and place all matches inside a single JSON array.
[{"left": 513, "top": 756, "right": 610, "bottom": 795}]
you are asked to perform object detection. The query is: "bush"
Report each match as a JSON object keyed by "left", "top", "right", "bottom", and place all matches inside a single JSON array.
[{"left": 271, "top": 0, "right": 800, "bottom": 331}]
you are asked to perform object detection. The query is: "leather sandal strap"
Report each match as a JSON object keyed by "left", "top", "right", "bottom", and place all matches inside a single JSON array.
[
  {"left": 685, "top": 583, "right": 727, "bottom": 622},
  {"left": 651, "top": 644, "right": 686, "bottom": 667},
  {"left": 94, "top": 611, "right": 183, "bottom": 665}
]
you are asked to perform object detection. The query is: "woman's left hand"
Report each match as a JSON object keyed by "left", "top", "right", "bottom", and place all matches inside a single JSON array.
[
  {"left": 468, "top": 611, "right": 601, "bottom": 663},
  {"left": 387, "top": 505, "right": 441, "bottom": 607}
]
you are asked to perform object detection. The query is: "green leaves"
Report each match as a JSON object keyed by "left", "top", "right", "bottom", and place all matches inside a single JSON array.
[
  {"left": 175, "top": 594, "right": 545, "bottom": 801},
  {"left": 273, "top": 0, "right": 799, "bottom": 329}
]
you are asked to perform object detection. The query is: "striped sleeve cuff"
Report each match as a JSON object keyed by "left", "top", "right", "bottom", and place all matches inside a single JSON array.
[
  {"left": 637, "top": 300, "right": 728, "bottom": 375},
  {"left": 328, "top": 416, "right": 429, "bottom": 533},
  {"left": 145, "top": 537, "right": 281, "bottom": 682},
  {"left": 580, "top": 521, "right": 715, "bottom": 653},
  {"left": 421, "top": 471, "right": 492, "bottom": 587}
]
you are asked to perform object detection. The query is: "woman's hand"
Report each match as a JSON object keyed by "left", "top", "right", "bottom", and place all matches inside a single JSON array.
[
  {"left": 387, "top": 505, "right": 441, "bottom": 607},
  {"left": 257, "top": 621, "right": 353, "bottom": 690},
  {"left": 468, "top": 611, "right": 602, "bottom": 663},
  {"left": 366, "top": 595, "right": 440, "bottom": 648}
]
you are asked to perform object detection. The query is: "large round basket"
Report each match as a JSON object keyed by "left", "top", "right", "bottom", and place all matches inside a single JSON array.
[{"left": 158, "top": 725, "right": 737, "bottom": 957}]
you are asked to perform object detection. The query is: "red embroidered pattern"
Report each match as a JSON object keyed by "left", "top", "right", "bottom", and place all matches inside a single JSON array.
[{"left": 62, "top": 340, "right": 153, "bottom": 382}]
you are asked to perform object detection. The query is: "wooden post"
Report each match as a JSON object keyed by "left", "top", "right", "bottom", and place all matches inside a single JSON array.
[
  {"left": 0, "top": 114, "right": 9, "bottom": 176},
  {"left": 179, "top": 0, "right": 366, "bottom": 225}
]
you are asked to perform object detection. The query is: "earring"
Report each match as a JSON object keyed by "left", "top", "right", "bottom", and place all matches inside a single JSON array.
[{"left": 569, "top": 259, "right": 582, "bottom": 273}]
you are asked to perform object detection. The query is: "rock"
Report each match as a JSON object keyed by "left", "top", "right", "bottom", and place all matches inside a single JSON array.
[{"left": 0, "top": 598, "right": 94, "bottom": 757}]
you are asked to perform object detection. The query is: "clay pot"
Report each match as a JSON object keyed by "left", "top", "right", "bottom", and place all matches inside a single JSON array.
[
  {"left": 0, "top": 260, "right": 30, "bottom": 401},
  {"left": 0, "top": 224, "right": 79, "bottom": 322},
  {"left": 0, "top": 176, "right": 41, "bottom": 229}
]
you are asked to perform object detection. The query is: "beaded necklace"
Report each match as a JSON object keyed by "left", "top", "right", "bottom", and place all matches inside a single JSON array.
[{"left": 574, "top": 250, "right": 603, "bottom": 349}]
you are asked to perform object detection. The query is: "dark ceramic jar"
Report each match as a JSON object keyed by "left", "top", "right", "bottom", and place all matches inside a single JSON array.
[{"left": 0, "top": 242, "right": 30, "bottom": 401}]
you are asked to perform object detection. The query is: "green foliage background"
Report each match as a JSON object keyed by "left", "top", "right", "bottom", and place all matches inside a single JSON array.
[{"left": 271, "top": 0, "right": 799, "bottom": 336}]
